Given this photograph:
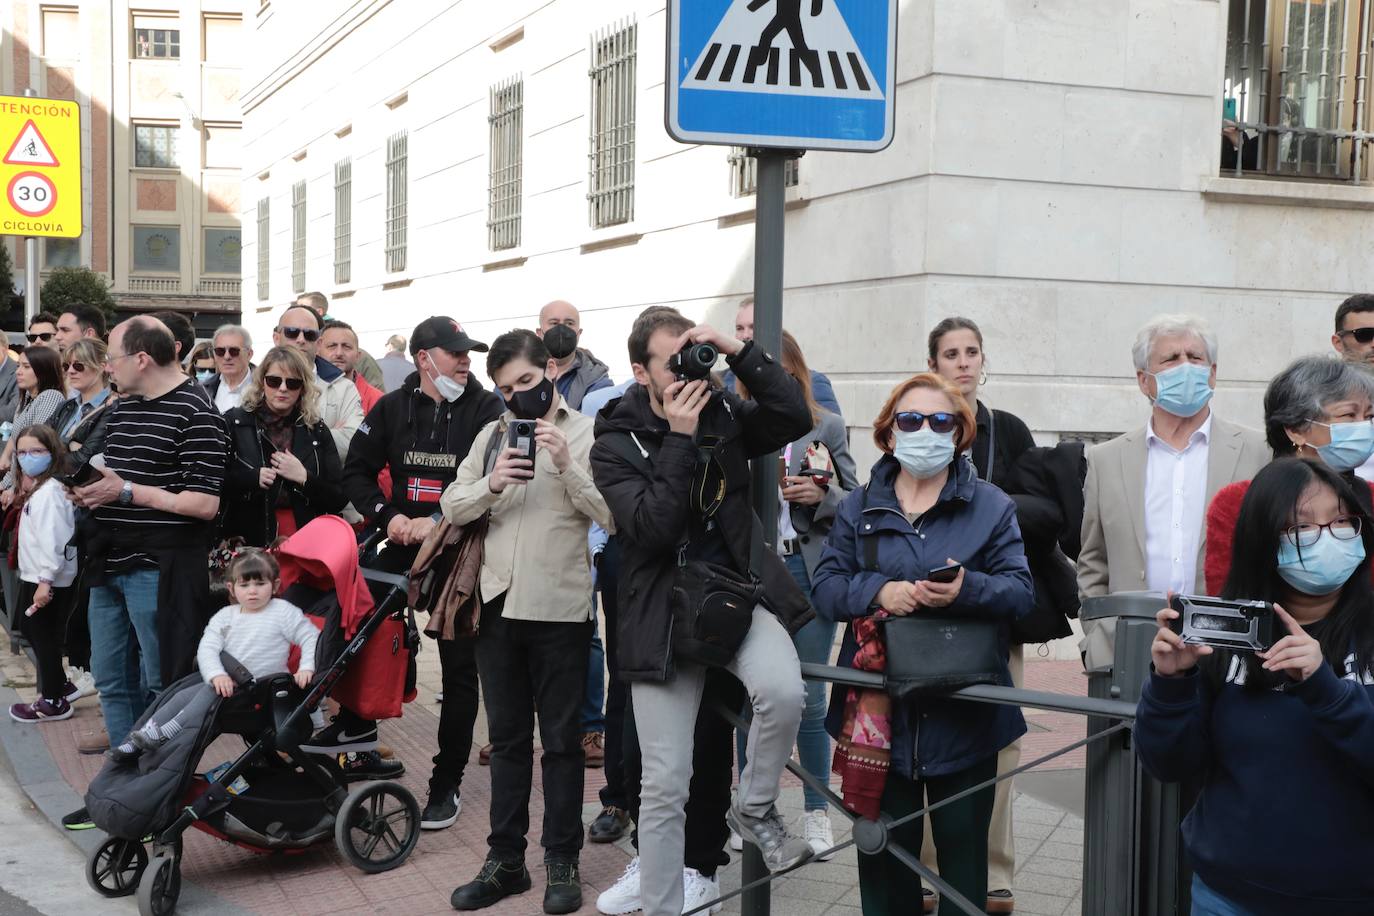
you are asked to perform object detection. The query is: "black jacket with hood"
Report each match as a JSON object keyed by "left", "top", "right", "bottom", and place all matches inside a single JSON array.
[
  {"left": 590, "top": 340, "right": 814, "bottom": 682},
  {"left": 343, "top": 370, "right": 504, "bottom": 532}
]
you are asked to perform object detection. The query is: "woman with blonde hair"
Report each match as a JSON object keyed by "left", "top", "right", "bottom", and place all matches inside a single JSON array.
[{"left": 221, "top": 346, "right": 345, "bottom": 545}]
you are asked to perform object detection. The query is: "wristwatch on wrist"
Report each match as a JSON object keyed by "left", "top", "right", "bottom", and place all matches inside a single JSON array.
[{"left": 118, "top": 481, "right": 134, "bottom": 506}]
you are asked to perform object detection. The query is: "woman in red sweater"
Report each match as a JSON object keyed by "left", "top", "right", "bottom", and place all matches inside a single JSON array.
[{"left": 1204, "top": 355, "right": 1374, "bottom": 594}]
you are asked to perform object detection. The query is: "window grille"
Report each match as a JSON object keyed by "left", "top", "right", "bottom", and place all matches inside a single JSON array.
[
  {"left": 134, "top": 124, "right": 178, "bottom": 168},
  {"left": 1223, "top": 0, "right": 1374, "bottom": 181},
  {"left": 385, "top": 130, "right": 408, "bottom": 272},
  {"left": 588, "top": 19, "right": 637, "bottom": 228},
  {"left": 728, "top": 147, "right": 800, "bottom": 197},
  {"left": 134, "top": 26, "right": 179, "bottom": 59},
  {"left": 256, "top": 196, "right": 269, "bottom": 301},
  {"left": 488, "top": 77, "right": 524, "bottom": 251},
  {"left": 291, "top": 180, "right": 306, "bottom": 293},
  {"left": 334, "top": 158, "right": 352, "bottom": 284}
]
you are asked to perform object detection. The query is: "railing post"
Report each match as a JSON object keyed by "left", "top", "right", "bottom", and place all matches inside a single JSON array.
[{"left": 740, "top": 845, "right": 771, "bottom": 916}]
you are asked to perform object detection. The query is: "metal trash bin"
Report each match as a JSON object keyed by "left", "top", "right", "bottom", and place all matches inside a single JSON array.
[{"left": 1080, "top": 592, "right": 1190, "bottom": 916}]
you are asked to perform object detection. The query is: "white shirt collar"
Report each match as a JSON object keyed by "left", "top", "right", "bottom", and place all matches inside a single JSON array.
[
  {"left": 1146, "top": 412, "right": 1213, "bottom": 450},
  {"left": 225, "top": 372, "right": 251, "bottom": 393}
]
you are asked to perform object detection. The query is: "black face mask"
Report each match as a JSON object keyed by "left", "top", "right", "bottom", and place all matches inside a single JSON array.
[
  {"left": 508, "top": 375, "right": 555, "bottom": 420},
  {"left": 543, "top": 324, "right": 578, "bottom": 361}
]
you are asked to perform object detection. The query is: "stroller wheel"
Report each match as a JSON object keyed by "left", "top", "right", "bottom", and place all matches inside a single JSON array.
[
  {"left": 136, "top": 855, "right": 181, "bottom": 916},
  {"left": 85, "top": 835, "right": 147, "bottom": 898},
  {"left": 334, "top": 781, "right": 420, "bottom": 874}
]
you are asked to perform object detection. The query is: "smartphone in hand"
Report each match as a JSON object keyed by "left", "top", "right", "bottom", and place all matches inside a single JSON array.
[
  {"left": 508, "top": 420, "right": 537, "bottom": 463},
  {"left": 927, "top": 563, "right": 962, "bottom": 584}
]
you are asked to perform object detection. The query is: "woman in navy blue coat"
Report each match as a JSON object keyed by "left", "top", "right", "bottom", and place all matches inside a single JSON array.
[{"left": 812, "top": 372, "right": 1033, "bottom": 916}]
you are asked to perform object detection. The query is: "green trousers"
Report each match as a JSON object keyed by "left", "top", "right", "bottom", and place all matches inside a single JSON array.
[{"left": 857, "top": 756, "right": 998, "bottom": 916}]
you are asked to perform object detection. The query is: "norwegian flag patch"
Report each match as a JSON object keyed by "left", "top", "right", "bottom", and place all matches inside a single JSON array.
[{"left": 406, "top": 477, "right": 445, "bottom": 503}]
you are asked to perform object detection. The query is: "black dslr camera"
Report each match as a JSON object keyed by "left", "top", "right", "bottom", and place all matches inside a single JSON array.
[
  {"left": 1168, "top": 595, "right": 1276, "bottom": 653},
  {"left": 668, "top": 342, "right": 719, "bottom": 381}
]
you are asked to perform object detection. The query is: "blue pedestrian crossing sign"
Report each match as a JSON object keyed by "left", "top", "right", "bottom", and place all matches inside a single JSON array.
[{"left": 667, "top": 0, "right": 898, "bottom": 153}]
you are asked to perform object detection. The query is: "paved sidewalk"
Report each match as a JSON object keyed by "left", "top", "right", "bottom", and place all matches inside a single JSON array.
[{"left": 1, "top": 623, "right": 1090, "bottom": 916}]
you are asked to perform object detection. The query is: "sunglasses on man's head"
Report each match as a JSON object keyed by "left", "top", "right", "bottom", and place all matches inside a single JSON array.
[
  {"left": 278, "top": 326, "right": 320, "bottom": 343},
  {"left": 25, "top": 332, "right": 54, "bottom": 343},
  {"left": 213, "top": 346, "right": 242, "bottom": 358},
  {"left": 1340, "top": 327, "right": 1374, "bottom": 345},
  {"left": 264, "top": 374, "right": 304, "bottom": 392},
  {"left": 62, "top": 360, "right": 90, "bottom": 373},
  {"left": 894, "top": 411, "right": 958, "bottom": 434}
]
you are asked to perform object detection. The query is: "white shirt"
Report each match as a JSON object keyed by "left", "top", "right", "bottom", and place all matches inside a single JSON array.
[
  {"left": 777, "top": 444, "right": 798, "bottom": 550},
  {"left": 214, "top": 371, "right": 251, "bottom": 414},
  {"left": 1143, "top": 414, "right": 1212, "bottom": 595},
  {"left": 196, "top": 598, "right": 320, "bottom": 682},
  {"left": 19, "top": 478, "right": 77, "bottom": 587}
]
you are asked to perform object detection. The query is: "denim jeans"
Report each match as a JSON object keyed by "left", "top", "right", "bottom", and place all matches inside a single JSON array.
[
  {"left": 88, "top": 568, "right": 163, "bottom": 744},
  {"left": 581, "top": 604, "right": 606, "bottom": 733},
  {"left": 1191, "top": 875, "right": 1254, "bottom": 915},
  {"left": 736, "top": 552, "right": 836, "bottom": 810}
]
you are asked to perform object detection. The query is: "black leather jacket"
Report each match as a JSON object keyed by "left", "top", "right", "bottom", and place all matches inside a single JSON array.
[{"left": 221, "top": 407, "right": 346, "bottom": 546}]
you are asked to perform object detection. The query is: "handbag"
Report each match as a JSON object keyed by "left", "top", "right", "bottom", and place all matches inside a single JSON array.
[{"left": 860, "top": 490, "right": 1004, "bottom": 698}]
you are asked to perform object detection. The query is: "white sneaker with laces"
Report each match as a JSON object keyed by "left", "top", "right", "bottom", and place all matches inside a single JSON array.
[
  {"left": 596, "top": 856, "right": 642, "bottom": 915},
  {"left": 681, "top": 867, "right": 722, "bottom": 914},
  {"left": 802, "top": 809, "right": 834, "bottom": 861},
  {"left": 729, "top": 828, "right": 743, "bottom": 852},
  {"left": 68, "top": 667, "right": 96, "bottom": 700}
]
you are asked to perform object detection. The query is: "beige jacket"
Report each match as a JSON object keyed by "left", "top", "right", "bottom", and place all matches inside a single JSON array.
[
  {"left": 1076, "top": 414, "right": 1269, "bottom": 669},
  {"left": 440, "top": 403, "right": 614, "bottom": 623}
]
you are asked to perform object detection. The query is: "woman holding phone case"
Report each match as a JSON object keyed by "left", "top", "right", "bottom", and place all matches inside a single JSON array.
[
  {"left": 734, "top": 331, "right": 858, "bottom": 858},
  {"left": 812, "top": 372, "right": 1032, "bottom": 916},
  {"left": 1136, "top": 457, "right": 1374, "bottom": 914}
]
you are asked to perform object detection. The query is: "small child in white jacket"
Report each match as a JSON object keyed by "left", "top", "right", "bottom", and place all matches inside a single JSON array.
[
  {"left": 109, "top": 548, "right": 319, "bottom": 761},
  {"left": 6, "top": 425, "right": 79, "bottom": 725}
]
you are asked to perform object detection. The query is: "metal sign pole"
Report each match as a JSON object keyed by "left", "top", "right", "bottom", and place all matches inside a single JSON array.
[{"left": 22, "top": 88, "right": 38, "bottom": 323}]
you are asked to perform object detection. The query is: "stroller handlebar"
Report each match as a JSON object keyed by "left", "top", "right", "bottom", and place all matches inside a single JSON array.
[{"left": 361, "top": 568, "right": 409, "bottom": 590}]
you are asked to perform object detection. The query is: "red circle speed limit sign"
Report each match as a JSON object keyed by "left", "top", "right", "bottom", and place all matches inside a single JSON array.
[{"left": 6, "top": 170, "right": 57, "bottom": 217}]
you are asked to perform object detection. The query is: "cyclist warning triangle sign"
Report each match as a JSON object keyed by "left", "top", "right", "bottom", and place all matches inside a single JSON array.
[{"left": 4, "top": 120, "right": 60, "bottom": 167}]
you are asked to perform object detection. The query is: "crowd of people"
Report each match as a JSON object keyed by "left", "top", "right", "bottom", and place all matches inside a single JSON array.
[{"left": 3, "top": 291, "right": 1374, "bottom": 916}]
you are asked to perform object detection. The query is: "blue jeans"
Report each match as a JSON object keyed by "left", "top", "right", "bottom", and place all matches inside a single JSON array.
[
  {"left": 581, "top": 595, "right": 606, "bottom": 733},
  {"left": 737, "top": 551, "right": 836, "bottom": 810},
  {"left": 88, "top": 568, "right": 162, "bottom": 744},
  {"left": 1191, "top": 875, "right": 1253, "bottom": 916}
]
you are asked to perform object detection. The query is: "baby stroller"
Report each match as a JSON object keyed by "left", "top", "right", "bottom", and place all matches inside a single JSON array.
[{"left": 82, "top": 517, "right": 420, "bottom": 916}]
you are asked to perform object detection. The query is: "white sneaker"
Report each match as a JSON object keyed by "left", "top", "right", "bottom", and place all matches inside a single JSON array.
[
  {"left": 597, "top": 856, "right": 642, "bottom": 915},
  {"left": 801, "top": 809, "right": 834, "bottom": 861},
  {"left": 682, "top": 867, "right": 722, "bottom": 914},
  {"left": 67, "top": 667, "right": 96, "bottom": 700},
  {"left": 729, "top": 828, "right": 743, "bottom": 852}
]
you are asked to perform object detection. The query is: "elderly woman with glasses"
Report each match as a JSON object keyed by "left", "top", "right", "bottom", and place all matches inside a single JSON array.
[
  {"left": 47, "top": 339, "right": 115, "bottom": 468},
  {"left": 221, "top": 346, "right": 346, "bottom": 546},
  {"left": 1204, "top": 355, "right": 1374, "bottom": 594}
]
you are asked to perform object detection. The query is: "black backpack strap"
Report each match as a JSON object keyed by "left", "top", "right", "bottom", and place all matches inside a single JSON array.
[{"left": 482, "top": 421, "right": 506, "bottom": 476}]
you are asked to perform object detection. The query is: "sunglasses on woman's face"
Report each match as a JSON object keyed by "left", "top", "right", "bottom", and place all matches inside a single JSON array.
[
  {"left": 25, "top": 332, "right": 54, "bottom": 343},
  {"left": 213, "top": 346, "right": 242, "bottom": 358},
  {"left": 62, "top": 361, "right": 89, "bottom": 373},
  {"left": 278, "top": 326, "right": 320, "bottom": 343},
  {"left": 264, "top": 374, "right": 304, "bottom": 392},
  {"left": 894, "top": 411, "right": 958, "bottom": 434}
]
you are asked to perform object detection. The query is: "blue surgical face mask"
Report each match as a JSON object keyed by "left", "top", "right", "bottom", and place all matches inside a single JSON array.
[
  {"left": 1312, "top": 419, "right": 1374, "bottom": 471},
  {"left": 196, "top": 370, "right": 216, "bottom": 384},
  {"left": 1277, "top": 529, "right": 1366, "bottom": 595},
  {"left": 17, "top": 452, "right": 51, "bottom": 478},
  {"left": 892, "top": 428, "right": 956, "bottom": 480},
  {"left": 1150, "top": 363, "right": 1214, "bottom": 418}
]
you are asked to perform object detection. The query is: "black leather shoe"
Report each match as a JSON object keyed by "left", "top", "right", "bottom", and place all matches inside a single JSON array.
[
  {"left": 543, "top": 863, "right": 582, "bottom": 915},
  {"left": 587, "top": 805, "right": 630, "bottom": 843},
  {"left": 338, "top": 750, "right": 405, "bottom": 782},
  {"left": 451, "top": 858, "right": 531, "bottom": 910}
]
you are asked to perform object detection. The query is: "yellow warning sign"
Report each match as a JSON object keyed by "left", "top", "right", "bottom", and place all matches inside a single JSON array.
[{"left": 0, "top": 95, "right": 81, "bottom": 238}]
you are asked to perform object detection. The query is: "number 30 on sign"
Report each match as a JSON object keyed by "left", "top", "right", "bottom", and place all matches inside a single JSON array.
[{"left": 7, "top": 171, "right": 57, "bottom": 217}]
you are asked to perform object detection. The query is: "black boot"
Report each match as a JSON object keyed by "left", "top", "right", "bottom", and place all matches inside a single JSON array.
[
  {"left": 587, "top": 805, "right": 630, "bottom": 843},
  {"left": 450, "top": 858, "right": 531, "bottom": 910},
  {"left": 542, "top": 862, "right": 582, "bottom": 915}
]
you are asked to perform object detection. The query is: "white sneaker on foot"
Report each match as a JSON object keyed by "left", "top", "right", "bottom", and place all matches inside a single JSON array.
[
  {"left": 682, "top": 867, "right": 722, "bottom": 914},
  {"left": 597, "top": 856, "right": 642, "bottom": 914},
  {"left": 801, "top": 809, "right": 834, "bottom": 861},
  {"left": 67, "top": 667, "right": 96, "bottom": 700},
  {"left": 729, "top": 828, "right": 743, "bottom": 852}
]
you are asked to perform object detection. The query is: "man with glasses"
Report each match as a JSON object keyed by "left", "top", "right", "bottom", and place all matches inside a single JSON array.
[
  {"left": 1333, "top": 294, "right": 1374, "bottom": 366},
  {"left": 55, "top": 304, "right": 107, "bottom": 352},
  {"left": 205, "top": 324, "right": 255, "bottom": 413},
  {"left": 26, "top": 313, "right": 59, "bottom": 350},
  {"left": 273, "top": 304, "right": 364, "bottom": 462}
]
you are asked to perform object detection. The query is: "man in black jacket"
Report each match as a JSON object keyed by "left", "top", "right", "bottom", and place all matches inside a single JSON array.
[
  {"left": 329, "top": 316, "right": 503, "bottom": 823},
  {"left": 590, "top": 308, "right": 814, "bottom": 916}
]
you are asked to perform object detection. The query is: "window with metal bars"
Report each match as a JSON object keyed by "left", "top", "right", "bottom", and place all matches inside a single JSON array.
[
  {"left": 385, "top": 130, "right": 408, "bottom": 273},
  {"left": 488, "top": 77, "right": 524, "bottom": 252},
  {"left": 588, "top": 19, "right": 637, "bottom": 229},
  {"left": 256, "top": 197, "right": 269, "bottom": 301},
  {"left": 335, "top": 158, "right": 351, "bottom": 284},
  {"left": 291, "top": 180, "right": 306, "bottom": 293},
  {"left": 1223, "top": 0, "right": 1374, "bottom": 181},
  {"left": 727, "top": 148, "right": 800, "bottom": 197}
]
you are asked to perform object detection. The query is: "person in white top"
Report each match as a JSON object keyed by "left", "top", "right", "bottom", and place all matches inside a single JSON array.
[
  {"left": 209, "top": 324, "right": 255, "bottom": 414},
  {"left": 107, "top": 548, "right": 318, "bottom": 762},
  {"left": 1077, "top": 314, "right": 1268, "bottom": 670}
]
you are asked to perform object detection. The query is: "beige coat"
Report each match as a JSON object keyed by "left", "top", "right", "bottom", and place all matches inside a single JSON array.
[
  {"left": 1076, "top": 414, "right": 1269, "bottom": 669},
  {"left": 440, "top": 403, "right": 614, "bottom": 623}
]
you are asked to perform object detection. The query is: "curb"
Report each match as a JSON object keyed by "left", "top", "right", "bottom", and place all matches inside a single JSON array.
[{"left": 0, "top": 681, "right": 255, "bottom": 915}]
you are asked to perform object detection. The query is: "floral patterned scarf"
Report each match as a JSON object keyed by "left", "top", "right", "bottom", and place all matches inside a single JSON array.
[{"left": 831, "top": 612, "right": 893, "bottom": 820}]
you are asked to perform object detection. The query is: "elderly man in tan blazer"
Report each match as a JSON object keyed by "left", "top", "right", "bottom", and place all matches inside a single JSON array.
[{"left": 1078, "top": 314, "right": 1268, "bottom": 669}]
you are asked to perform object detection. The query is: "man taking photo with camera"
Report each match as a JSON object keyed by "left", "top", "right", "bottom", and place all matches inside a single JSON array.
[{"left": 590, "top": 308, "right": 814, "bottom": 916}]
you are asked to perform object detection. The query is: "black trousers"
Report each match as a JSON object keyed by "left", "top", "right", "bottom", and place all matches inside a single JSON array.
[
  {"left": 19, "top": 581, "right": 76, "bottom": 701},
  {"left": 624, "top": 666, "right": 743, "bottom": 878},
  {"left": 476, "top": 594, "right": 592, "bottom": 865},
  {"left": 598, "top": 536, "right": 629, "bottom": 810}
]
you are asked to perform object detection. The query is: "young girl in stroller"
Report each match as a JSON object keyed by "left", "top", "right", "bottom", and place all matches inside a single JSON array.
[{"left": 108, "top": 548, "right": 317, "bottom": 762}]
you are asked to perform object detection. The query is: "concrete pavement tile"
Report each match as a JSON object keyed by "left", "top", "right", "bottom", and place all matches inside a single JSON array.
[
  {"left": 1014, "top": 870, "right": 1082, "bottom": 898},
  {"left": 769, "top": 875, "right": 851, "bottom": 904},
  {"left": 1047, "top": 825, "right": 1084, "bottom": 845},
  {"left": 1011, "top": 818, "right": 1058, "bottom": 840},
  {"left": 1014, "top": 835, "right": 1047, "bottom": 858},
  {"left": 1017, "top": 855, "right": 1083, "bottom": 879},
  {"left": 1031, "top": 841, "right": 1083, "bottom": 862},
  {"left": 1010, "top": 889, "right": 1075, "bottom": 916},
  {"left": 1015, "top": 804, "right": 1067, "bottom": 826}
]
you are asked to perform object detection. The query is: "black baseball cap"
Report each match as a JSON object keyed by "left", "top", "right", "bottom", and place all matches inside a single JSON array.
[{"left": 410, "top": 316, "right": 488, "bottom": 356}]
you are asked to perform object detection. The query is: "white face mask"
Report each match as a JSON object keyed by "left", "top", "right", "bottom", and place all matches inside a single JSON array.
[{"left": 424, "top": 349, "right": 464, "bottom": 403}]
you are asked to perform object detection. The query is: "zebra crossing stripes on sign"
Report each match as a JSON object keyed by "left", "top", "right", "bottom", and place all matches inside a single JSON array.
[{"left": 667, "top": 0, "right": 897, "bottom": 153}]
